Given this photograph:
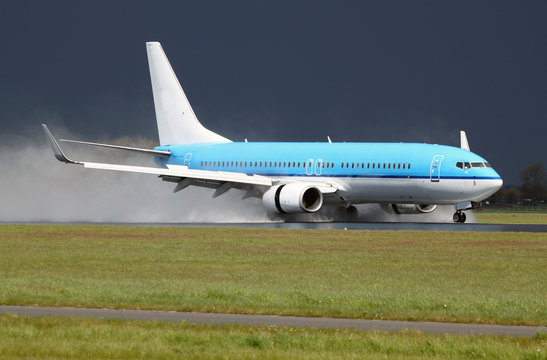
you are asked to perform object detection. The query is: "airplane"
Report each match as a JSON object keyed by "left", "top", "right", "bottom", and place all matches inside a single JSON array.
[{"left": 42, "top": 42, "right": 503, "bottom": 223}]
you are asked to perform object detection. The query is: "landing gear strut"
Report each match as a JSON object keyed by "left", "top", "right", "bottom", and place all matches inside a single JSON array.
[{"left": 453, "top": 211, "right": 467, "bottom": 223}]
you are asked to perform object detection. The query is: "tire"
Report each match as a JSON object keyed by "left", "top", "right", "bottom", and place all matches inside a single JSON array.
[{"left": 346, "top": 206, "right": 359, "bottom": 221}]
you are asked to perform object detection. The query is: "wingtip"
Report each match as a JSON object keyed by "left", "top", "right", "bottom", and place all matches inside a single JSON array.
[
  {"left": 41, "top": 124, "right": 80, "bottom": 164},
  {"left": 460, "top": 130, "right": 471, "bottom": 151}
]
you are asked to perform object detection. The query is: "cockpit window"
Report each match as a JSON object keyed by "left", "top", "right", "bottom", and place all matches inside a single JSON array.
[
  {"left": 471, "top": 162, "right": 485, "bottom": 168},
  {"left": 484, "top": 162, "right": 492, "bottom": 168},
  {"left": 456, "top": 162, "right": 471, "bottom": 170}
]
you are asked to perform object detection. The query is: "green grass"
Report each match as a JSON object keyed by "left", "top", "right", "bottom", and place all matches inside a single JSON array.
[
  {"left": 0, "top": 315, "right": 545, "bottom": 359},
  {"left": 0, "top": 225, "right": 546, "bottom": 325},
  {"left": 475, "top": 210, "right": 547, "bottom": 224}
]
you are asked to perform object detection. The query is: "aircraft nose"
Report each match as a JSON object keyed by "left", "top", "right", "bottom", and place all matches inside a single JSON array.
[
  {"left": 491, "top": 178, "right": 503, "bottom": 192},
  {"left": 489, "top": 167, "right": 503, "bottom": 192}
]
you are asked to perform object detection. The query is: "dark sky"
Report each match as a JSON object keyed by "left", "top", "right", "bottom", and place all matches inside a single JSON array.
[{"left": 1, "top": 1, "right": 545, "bottom": 185}]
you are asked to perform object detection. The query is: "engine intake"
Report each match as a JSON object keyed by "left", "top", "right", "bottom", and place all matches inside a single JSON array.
[
  {"left": 263, "top": 183, "right": 323, "bottom": 214},
  {"left": 386, "top": 203, "right": 438, "bottom": 214}
]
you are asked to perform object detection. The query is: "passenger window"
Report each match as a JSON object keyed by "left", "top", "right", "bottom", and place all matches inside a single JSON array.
[
  {"left": 352, "top": 163, "right": 354, "bottom": 168},
  {"left": 388, "top": 163, "right": 391, "bottom": 169},
  {"left": 383, "top": 163, "right": 386, "bottom": 169},
  {"left": 372, "top": 163, "right": 375, "bottom": 169},
  {"left": 398, "top": 163, "right": 401, "bottom": 169},
  {"left": 367, "top": 163, "right": 370, "bottom": 169},
  {"left": 408, "top": 163, "right": 411, "bottom": 169},
  {"left": 402, "top": 164, "right": 405, "bottom": 169}
]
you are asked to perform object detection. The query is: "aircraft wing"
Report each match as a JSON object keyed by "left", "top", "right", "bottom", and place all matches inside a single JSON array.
[
  {"left": 42, "top": 124, "right": 273, "bottom": 190},
  {"left": 42, "top": 124, "right": 344, "bottom": 196},
  {"left": 83, "top": 162, "right": 273, "bottom": 187}
]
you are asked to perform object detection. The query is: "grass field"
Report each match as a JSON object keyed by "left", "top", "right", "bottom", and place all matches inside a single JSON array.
[
  {"left": 0, "top": 315, "right": 545, "bottom": 359},
  {"left": 1, "top": 225, "right": 545, "bottom": 326},
  {"left": 475, "top": 210, "right": 547, "bottom": 224}
]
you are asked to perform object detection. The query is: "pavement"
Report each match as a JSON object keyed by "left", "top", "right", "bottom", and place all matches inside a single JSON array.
[{"left": 1, "top": 305, "right": 545, "bottom": 337}]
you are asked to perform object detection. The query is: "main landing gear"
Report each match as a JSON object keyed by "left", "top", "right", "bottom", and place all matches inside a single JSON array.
[
  {"left": 453, "top": 211, "right": 467, "bottom": 223},
  {"left": 334, "top": 205, "right": 359, "bottom": 221}
]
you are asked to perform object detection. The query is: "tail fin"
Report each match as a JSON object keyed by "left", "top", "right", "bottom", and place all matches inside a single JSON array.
[{"left": 146, "top": 42, "right": 231, "bottom": 145}]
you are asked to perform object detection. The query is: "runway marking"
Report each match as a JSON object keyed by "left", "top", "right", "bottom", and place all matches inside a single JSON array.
[{"left": 1, "top": 305, "right": 545, "bottom": 337}]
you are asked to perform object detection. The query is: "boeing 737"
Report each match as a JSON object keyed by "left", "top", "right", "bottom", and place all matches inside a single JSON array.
[{"left": 43, "top": 42, "right": 503, "bottom": 223}]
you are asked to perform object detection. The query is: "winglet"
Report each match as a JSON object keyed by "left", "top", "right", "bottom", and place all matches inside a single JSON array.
[
  {"left": 41, "top": 124, "right": 82, "bottom": 164},
  {"left": 460, "top": 131, "right": 470, "bottom": 151}
]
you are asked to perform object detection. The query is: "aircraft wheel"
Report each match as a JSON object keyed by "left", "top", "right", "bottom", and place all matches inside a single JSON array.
[
  {"left": 346, "top": 206, "right": 359, "bottom": 221},
  {"left": 334, "top": 205, "right": 359, "bottom": 221},
  {"left": 453, "top": 212, "right": 467, "bottom": 223}
]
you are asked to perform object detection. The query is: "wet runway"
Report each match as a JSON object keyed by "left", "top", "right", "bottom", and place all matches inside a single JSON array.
[
  {"left": 19, "top": 221, "right": 546, "bottom": 232},
  {"left": 159, "top": 221, "right": 547, "bottom": 232},
  {"left": 1, "top": 305, "right": 544, "bottom": 337}
]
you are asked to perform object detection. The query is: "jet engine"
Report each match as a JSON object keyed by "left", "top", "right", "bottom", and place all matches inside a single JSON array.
[
  {"left": 383, "top": 203, "right": 438, "bottom": 214},
  {"left": 262, "top": 183, "right": 323, "bottom": 214}
]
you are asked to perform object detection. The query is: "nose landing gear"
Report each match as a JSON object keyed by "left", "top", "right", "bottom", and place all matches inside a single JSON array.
[{"left": 453, "top": 211, "right": 467, "bottom": 223}]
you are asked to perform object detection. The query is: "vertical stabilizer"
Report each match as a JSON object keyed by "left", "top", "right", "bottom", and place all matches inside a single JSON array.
[{"left": 146, "top": 42, "right": 231, "bottom": 145}]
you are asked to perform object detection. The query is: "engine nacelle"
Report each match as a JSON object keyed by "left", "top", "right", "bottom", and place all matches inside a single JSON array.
[
  {"left": 384, "top": 203, "right": 438, "bottom": 214},
  {"left": 262, "top": 183, "right": 323, "bottom": 214}
]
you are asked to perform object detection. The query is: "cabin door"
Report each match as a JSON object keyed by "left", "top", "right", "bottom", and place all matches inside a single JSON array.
[
  {"left": 184, "top": 153, "right": 192, "bottom": 166},
  {"left": 306, "top": 159, "right": 314, "bottom": 175},
  {"left": 315, "top": 159, "right": 323, "bottom": 175},
  {"left": 430, "top": 155, "right": 444, "bottom": 182}
]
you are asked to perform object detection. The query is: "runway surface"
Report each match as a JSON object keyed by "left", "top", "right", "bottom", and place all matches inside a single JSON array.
[
  {"left": 9, "top": 221, "right": 547, "bottom": 232},
  {"left": 1, "top": 306, "right": 545, "bottom": 337}
]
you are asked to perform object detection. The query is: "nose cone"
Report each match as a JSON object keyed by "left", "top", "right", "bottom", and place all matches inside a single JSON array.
[
  {"left": 481, "top": 170, "right": 503, "bottom": 200},
  {"left": 492, "top": 178, "right": 503, "bottom": 192}
]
